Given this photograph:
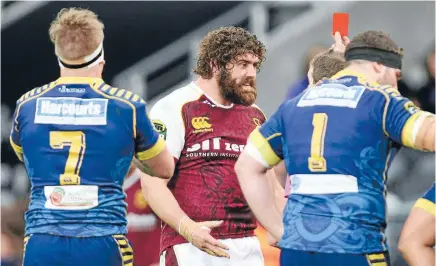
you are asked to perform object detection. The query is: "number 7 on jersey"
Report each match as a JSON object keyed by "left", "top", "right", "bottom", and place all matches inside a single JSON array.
[
  {"left": 50, "top": 131, "right": 86, "bottom": 185},
  {"left": 308, "top": 113, "right": 328, "bottom": 172}
]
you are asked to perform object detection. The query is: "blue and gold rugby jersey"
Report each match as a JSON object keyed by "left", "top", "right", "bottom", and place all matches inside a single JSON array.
[
  {"left": 246, "top": 69, "right": 432, "bottom": 254},
  {"left": 9, "top": 77, "right": 164, "bottom": 237},
  {"left": 414, "top": 183, "right": 435, "bottom": 216}
]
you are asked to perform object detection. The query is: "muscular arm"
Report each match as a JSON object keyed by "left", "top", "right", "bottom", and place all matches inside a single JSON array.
[
  {"left": 415, "top": 115, "right": 435, "bottom": 152},
  {"left": 138, "top": 167, "right": 230, "bottom": 257},
  {"left": 273, "top": 161, "right": 287, "bottom": 188},
  {"left": 398, "top": 207, "right": 435, "bottom": 266},
  {"left": 235, "top": 152, "right": 284, "bottom": 241}
]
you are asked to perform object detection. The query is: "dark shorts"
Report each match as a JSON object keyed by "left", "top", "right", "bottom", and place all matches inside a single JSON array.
[
  {"left": 280, "top": 248, "right": 390, "bottom": 266},
  {"left": 23, "top": 234, "right": 133, "bottom": 266}
]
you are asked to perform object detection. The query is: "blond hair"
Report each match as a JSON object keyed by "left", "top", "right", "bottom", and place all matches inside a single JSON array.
[{"left": 49, "top": 8, "right": 104, "bottom": 62}]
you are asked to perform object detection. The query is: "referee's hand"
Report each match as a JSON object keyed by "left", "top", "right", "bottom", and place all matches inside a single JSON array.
[{"left": 330, "top": 31, "right": 350, "bottom": 54}]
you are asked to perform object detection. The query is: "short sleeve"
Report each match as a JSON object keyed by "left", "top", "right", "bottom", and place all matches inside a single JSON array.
[
  {"left": 134, "top": 102, "right": 165, "bottom": 161},
  {"left": 376, "top": 86, "right": 433, "bottom": 148},
  {"left": 149, "top": 100, "right": 185, "bottom": 160},
  {"left": 413, "top": 183, "right": 435, "bottom": 216},
  {"left": 245, "top": 103, "right": 285, "bottom": 168}
]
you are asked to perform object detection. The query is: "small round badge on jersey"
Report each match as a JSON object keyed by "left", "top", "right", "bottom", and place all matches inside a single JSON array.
[{"left": 152, "top": 119, "right": 167, "bottom": 140}]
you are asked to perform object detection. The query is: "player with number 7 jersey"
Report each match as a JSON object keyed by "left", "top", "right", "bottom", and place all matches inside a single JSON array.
[{"left": 9, "top": 8, "right": 174, "bottom": 266}]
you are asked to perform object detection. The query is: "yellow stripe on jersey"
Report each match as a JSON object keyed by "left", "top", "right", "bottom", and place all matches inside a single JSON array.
[
  {"left": 116, "top": 89, "right": 126, "bottom": 97},
  {"left": 248, "top": 129, "right": 281, "bottom": 166},
  {"left": 124, "top": 91, "right": 133, "bottom": 100},
  {"left": 366, "top": 253, "right": 388, "bottom": 266},
  {"left": 132, "top": 94, "right": 139, "bottom": 102},
  {"left": 15, "top": 82, "right": 57, "bottom": 124},
  {"left": 29, "top": 88, "right": 36, "bottom": 96},
  {"left": 23, "top": 90, "right": 31, "bottom": 100},
  {"left": 36, "top": 87, "right": 42, "bottom": 94},
  {"left": 100, "top": 84, "right": 110, "bottom": 92},
  {"left": 401, "top": 111, "right": 432, "bottom": 149},
  {"left": 108, "top": 87, "right": 118, "bottom": 95},
  {"left": 414, "top": 198, "right": 436, "bottom": 216},
  {"left": 9, "top": 136, "right": 23, "bottom": 162},
  {"left": 92, "top": 86, "right": 137, "bottom": 138},
  {"left": 112, "top": 235, "right": 133, "bottom": 266},
  {"left": 136, "top": 137, "right": 165, "bottom": 161}
]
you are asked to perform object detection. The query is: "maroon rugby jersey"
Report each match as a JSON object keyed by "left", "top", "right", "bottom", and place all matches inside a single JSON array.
[
  {"left": 149, "top": 82, "right": 266, "bottom": 254},
  {"left": 124, "top": 169, "right": 161, "bottom": 266}
]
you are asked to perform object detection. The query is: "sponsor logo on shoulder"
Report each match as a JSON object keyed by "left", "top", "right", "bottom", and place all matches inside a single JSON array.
[
  {"left": 297, "top": 84, "right": 365, "bottom": 108},
  {"left": 58, "top": 85, "right": 86, "bottom": 93},
  {"left": 35, "top": 97, "right": 108, "bottom": 125}
]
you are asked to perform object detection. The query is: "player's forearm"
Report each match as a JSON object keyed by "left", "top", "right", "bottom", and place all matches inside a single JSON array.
[
  {"left": 139, "top": 173, "right": 187, "bottom": 232},
  {"left": 235, "top": 157, "right": 283, "bottom": 240},
  {"left": 267, "top": 169, "right": 286, "bottom": 213},
  {"left": 399, "top": 242, "right": 435, "bottom": 266}
]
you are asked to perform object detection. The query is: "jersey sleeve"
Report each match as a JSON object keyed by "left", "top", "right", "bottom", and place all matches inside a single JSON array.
[
  {"left": 245, "top": 104, "right": 285, "bottom": 168},
  {"left": 376, "top": 86, "right": 433, "bottom": 148},
  {"left": 413, "top": 183, "right": 435, "bottom": 216},
  {"left": 9, "top": 101, "right": 23, "bottom": 162},
  {"left": 134, "top": 101, "right": 165, "bottom": 161},
  {"left": 149, "top": 99, "right": 185, "bottom": 160}
]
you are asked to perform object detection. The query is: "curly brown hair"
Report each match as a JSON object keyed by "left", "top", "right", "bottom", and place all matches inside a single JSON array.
[
  {"left": 310, "top": 50, "right": 346, "bottom": 83},
  {"left": 345, "top": 30, "right": 403, "bottom": 56},
  {"left": 193, "top": 26, "right": 266, "bottom": 79}
]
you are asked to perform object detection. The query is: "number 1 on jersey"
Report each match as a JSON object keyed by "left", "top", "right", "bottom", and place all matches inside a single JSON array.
[
  {"left": 50, "top": 131, "right": 85, "bottom": 185},
  {"left": 308, "top": 113, "right": 328, "bottom": 172}
]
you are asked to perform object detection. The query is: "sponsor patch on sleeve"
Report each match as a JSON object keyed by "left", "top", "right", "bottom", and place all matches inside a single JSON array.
[
  {"left": 34, "top": 97, "right": 108, "bottom": 125},
  {"left": 152, "top": 119, "right": 167, "bottom": 140}
]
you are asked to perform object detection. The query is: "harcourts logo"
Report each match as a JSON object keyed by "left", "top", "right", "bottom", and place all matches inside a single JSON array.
[{"left": 35, "top": 97, "right": 108, "bottom": 125}]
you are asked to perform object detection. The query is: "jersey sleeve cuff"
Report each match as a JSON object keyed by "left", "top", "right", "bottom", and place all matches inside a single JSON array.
[
  {"left": 135, "top": 137, "right": 165, "bottom": 161},
  {"left": 9, "top": 135, "right": 23, "bottom": 162},
  {"left": 401, "top": 111, "right": 433, "bottom": 148},
  {"left": 246, "top": 129, "right": 282, "bottom": 167},
  {"left": 414, "top": 198, "right": 436, "bottom": 216}
]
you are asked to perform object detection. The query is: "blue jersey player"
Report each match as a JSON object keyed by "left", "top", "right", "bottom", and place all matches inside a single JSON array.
[
  {"left": 9, "top": 8, "right": 174, "bottom": 266},
  {"left": 235, "top": 30, "right": 435, "bottom": 266},
  {"left": 399, "top": 183, "right": 435, "bottom": 266}
]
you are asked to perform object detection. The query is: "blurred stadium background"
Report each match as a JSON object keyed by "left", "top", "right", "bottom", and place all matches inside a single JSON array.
[{"left": 1, "top": 1, "right": 434, "bottom": 266}]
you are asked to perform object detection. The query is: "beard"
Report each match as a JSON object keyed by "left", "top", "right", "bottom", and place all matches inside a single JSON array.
[{"left": 218, "top": 69, "right": 257, "bottom": 106}]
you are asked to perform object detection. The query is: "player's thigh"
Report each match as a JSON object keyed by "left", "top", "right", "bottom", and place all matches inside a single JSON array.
[
  {"left": 280, "top": 249, "right": 390, "bottom": 266},
  {"left": 160, "top": 237, "right": 264, "bottom": 266},
  {"left": 23, "top": 234, "right": 133, "bottom": 266}
]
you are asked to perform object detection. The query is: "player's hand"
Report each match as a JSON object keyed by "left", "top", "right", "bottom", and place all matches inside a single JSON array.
[
  {"left": 179, "top": 217, "right": 230, "bottom": 258},
  {"left": 330, "top": 31, "right": 350, "bottom": 53}
]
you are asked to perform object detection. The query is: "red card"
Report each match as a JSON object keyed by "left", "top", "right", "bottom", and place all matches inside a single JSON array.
[{"left": 332, "top": 13, "right": 349, "bottom": 37}]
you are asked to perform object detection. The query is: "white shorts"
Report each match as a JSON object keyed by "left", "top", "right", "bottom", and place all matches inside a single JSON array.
[{"left": 159, "top": 236, "right": 264, "bottom": 266}]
